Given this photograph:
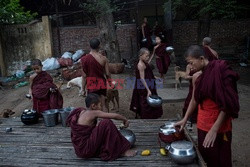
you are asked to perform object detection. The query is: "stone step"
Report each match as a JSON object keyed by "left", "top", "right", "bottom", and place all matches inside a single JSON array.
[
  {"left": 156, "top": 78, "right": 190, "bottom": 88},
  {"left": 157, "top": 87, "right": 189, "bottom": 103}
]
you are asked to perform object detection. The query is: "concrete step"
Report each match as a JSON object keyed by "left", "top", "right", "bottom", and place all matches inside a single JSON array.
[
  {"left": 156, "top": 78, "right": 190, "bottom": 88},
  {"left": 157, "top": 87, "right": 189, "bottom": 103}
]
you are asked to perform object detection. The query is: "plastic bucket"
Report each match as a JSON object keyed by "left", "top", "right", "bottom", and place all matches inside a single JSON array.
[
  {"left": 42, "top": 109, "right": 59, "bottom": 127},
  {"left": 59, "top": 107, "right": 74, "bottom": 127}
]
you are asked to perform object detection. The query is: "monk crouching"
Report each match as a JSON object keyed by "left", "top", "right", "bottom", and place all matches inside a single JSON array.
[
  {"left": 67, "top": 93, "right": 136, "bottom": 161},
  {"left": 29, "top": 59, "right": 63, "bottom": 116}
]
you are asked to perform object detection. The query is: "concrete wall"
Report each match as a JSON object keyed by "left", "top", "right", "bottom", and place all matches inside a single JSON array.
[
  {"left": 52, "top": 24, "right": 137, "bottom": 60},
  {"left": 0, "top": 16, "right": 53, "bottom": 76}
]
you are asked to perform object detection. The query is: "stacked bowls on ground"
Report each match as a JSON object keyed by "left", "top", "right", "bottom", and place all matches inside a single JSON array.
[{"left": 159, "top": 121, "right": 196, "bottom": 164}]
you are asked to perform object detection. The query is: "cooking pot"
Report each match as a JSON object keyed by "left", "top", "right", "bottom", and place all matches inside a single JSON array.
[
  {"left": 166, "top": 140, "right": 196, "bottom": 164},
  {"left": 42, "top": 109, "right": 59, "bottom": 127},
  {"left": 166, "top": 46, "right": 174, "bottom": 53},
  {"left": 21, "top": 109, "right": 39, "bottom": 125},
  {"left": 147, "top": 95, "right": 162, "bottom": 107},
  {"left": 119, "top": 128, "right": 136, "bottom": 146},
  {"left": 158, "top": 122, "right": 185, "bottom": 143}
]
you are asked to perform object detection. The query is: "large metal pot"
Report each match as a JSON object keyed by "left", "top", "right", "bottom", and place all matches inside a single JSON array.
[
  {"left": 158, "top": 121, "right": 185, "bottom": 143},
  {"left": 21, "top": 109, "right": 39, "bottom": 125},
  {"left": 147, "top": 95, "right": 162, "bottom": 107},
  {"left": 119, "top": 128, "right": 136, "bottom": 146},
  {"left": 166, "top": 140, "right": 196, "bottom": 164}
]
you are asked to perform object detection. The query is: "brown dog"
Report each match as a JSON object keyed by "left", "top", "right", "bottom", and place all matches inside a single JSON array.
[
  {"left": 175, "top": 66, "right": 188, "bottom": 90},
  {"left": 106, "top": 81, "right": 119, "bottom": 112}
]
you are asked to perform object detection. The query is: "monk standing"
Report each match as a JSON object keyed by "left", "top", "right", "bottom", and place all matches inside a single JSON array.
[
  {"left": 67, "top": 93, "right": 136, "bottom": 161},
  {"left": 202, "top": 37, "right": 219, "bottom": 61},
  {"left": 81, "top": 38, "right": 110, "bottom": 112},
  {"left": 141, "top": 17, "right": 152, "bottom": 49},
  {"left": 130, "top": 48, "right": 163, "bottom": 119},
  {"left": 175, "top": 45, "right": 239, "bottom": 167},
  {"left": 149, "top": 35, "right": 171, "bottom": 79},
  {"left": 29, "top": 59, "right": 63, "bottom": 116}
]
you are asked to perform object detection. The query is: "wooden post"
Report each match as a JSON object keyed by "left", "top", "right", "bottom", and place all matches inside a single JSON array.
[
  {"left": 55, "top": 0, "right": 61, "bottom": 57},
  {"left": 42, "top": 16, "right": 53, "bottom": 59}
]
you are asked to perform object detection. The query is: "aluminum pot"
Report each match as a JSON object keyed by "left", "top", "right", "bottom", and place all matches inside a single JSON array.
[
  {"left": 166, "top": 46, "right": 174, "bottom": 53},
  {"left": 158, "top": 122, "right": 185, "bottom": 143},
  {"left": 147, "top": 95, "right": 162, "bottom": 107},
  {"left": 119, "top": 128, "right": 136, "bottom": 146},
  {"left": 166, "top": 140, "right": 196, "bottom": 164}
]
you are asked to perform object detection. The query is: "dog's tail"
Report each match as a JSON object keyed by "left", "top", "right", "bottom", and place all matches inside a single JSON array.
[{"left": 174, "top": 66, "right": 181, "bottom": 72}]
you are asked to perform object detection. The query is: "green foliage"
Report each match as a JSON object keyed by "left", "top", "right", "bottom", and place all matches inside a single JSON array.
[
  {"left": 0, "top": 0, "right": 37, "bottom": 24},
  {"left": 79, "top": 0, "right": 118, "bottom": 18},
  {"left": 170, "top": 0, "right": 248, "bottom": 20}
]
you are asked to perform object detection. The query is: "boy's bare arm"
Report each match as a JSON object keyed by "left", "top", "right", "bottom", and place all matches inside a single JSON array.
[{"left": 94, "top": 110, "right": 129, "bottom": 127}]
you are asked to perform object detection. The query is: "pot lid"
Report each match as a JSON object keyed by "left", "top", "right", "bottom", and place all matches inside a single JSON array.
[{"left": 171, "top": 141, "right": 193, "bottom": 150}]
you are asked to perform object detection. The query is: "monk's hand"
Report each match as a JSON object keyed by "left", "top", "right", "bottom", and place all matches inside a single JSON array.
[
  {"left": 174, "top": 119, "right": 187, "bottom": 132},
  {"left": 147, "top": 90, "right": 152, "bottom": 98},
  {"left": 123, "top": 119, "right": 129, "bottom": 128},
  {"left": 203, "top": 128, "right": 217, "bottom": 148}
]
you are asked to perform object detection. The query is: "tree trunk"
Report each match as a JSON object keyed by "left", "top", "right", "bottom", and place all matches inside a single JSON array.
[{"left": 96, "top": 9, "right": 120, "bottom": 63}]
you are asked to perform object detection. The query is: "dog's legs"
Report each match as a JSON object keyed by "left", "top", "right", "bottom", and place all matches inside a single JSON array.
[
  {"left": 66, "top": 82, "right": 71, "bottom": 89},
  {"left": 179, "top": 78, "right": 182, "bottom": 89},
  {"left": 115, "top": 94, "right": 119, "bottom": 112}
]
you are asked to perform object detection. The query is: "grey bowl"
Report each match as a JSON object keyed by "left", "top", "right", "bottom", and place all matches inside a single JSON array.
[
  {"left": 119, "top": 128, "right": 136, "bottom": 146},
  {"left": 166, "top": 46, "right": 174, "bottom": 53},
  {"left": 147, "top": 95, "right": 162, "bottom": 107}
]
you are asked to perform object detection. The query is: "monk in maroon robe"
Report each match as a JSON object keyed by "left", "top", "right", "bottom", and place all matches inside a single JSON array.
[
  {"left": 153, "top": 21, "right": 163, "bottom": 37},
  {"left": 67, "top": 93, "right": 136, "bottom": 161},
  {"left": 81, "top": 38, "right": 110, "bottom": 112},
  {"left": 130, "top": 48, "right": 163, "bottom": 119},
  {"left": 141, "top": 17, "right": 152, "bottom": 49},
  {"left": 175, "top": 45, "right": 239, "bottom": 167},
  {"left": 202, "top": 37, "right": 219, "bottom": 61},
  {"left": 29, "top": 59, "right": 63, "bottom": 116}
]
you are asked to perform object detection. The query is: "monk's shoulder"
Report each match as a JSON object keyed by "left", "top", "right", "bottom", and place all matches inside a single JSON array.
[{"left": 137, "top": 62, "right": 146, "bottom": 71}]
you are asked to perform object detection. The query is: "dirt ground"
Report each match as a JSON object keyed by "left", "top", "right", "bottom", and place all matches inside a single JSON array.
[{"left": 0, "top": 64, "right": 250, "bottom": 166}]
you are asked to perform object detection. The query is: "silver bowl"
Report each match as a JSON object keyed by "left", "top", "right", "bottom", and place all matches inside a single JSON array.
[
  {"left": 166, "top": 46, "right": 174, "bottom": 53},
  {"left": 141, "top": 38, "right": 147, "bottom": 43},
  {"left": 119, "top": 128, "right": 136, "bottom": 146},
  {"left": 166, "top": 140, "right": 196, "bottom": 164},
  {"left": 147, "top": 95, "right": 162, "bottom": 107}
]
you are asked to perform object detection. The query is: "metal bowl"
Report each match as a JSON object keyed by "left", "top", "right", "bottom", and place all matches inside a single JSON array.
[
  {"left": 119, "top": 128, "right": 136, "bottom": 146},
  {"left": 21, "top": 109, "right": 39, "bottom": 125},
  {"left": 147, "top": 95, "right": 162, "bottom": 107},
  {"left": 166, "top": 140, "right": 196, "bottom": 164},
  {"left": 141, "top": 38, "right": 147, "bottom": 43},
  {"left": 166, "top": 46, "right": 174, "bottom": 53},
  {"left": 159, "top": 122, "right": 185, "bottom": 143}
]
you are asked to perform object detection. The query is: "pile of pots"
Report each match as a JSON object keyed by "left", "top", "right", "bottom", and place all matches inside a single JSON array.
[{"left": 158, "top": 121, "right": 196, "bottom": 164}]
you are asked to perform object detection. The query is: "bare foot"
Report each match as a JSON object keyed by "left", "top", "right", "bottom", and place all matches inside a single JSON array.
[{"left": 122, "top": 149, "right": 137, "bottom": 157}]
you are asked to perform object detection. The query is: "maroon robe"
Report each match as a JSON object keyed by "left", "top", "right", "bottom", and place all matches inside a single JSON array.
[
  {"left": 194, "top": 60, "right": 239, "bottom": 167},
  {"left": 32, "top": 71, "right": 63, "bottom": 115},
  {"left": 141, "top": 23, "right": 152, "bottom": 49},
  {"left": 154, "top": 25, "right": 163, "bottom": 37},
  {"left": 182, "top": 71, "right": 198, "bottom": 123},
  {"left": 67, "top": 108, "right": 131, "bottom": 161},
  {"left": 130, "top": 62, "right": 163, "bottom": 119},
  {"left": 155, "top": 43, "right": 171, "bottom": 74},
  {"left": 203, "top": 46, "right": 218, "bottom": 61},
  {"left": 81, "top": 54, "right": 107, "bottom": 96},
  {"left": 194, "top": 60, "right": 239, "bottom": 118}
]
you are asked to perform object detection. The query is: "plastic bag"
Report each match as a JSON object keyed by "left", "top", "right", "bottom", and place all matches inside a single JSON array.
[
  {"left": 61, "top": 52, "right": 73, "bottom": 59},
  {"left": 42, "top": 58, "right": 60, "bottom": 71},
  {"left": 15, "top": 70, "right": 25, "bottom": 78},
  {"left": 72, "top": 49, "right": 84, "bottom": 62}
]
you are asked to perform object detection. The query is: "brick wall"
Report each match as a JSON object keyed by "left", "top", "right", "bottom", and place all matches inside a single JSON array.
[{"left": 52, "top": 24, "right": 137, "bottom": 60}]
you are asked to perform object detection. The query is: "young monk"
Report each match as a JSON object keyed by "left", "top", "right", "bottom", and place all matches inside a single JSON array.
[
  {"left": 202, "top": 37, "right": 219, "bottom": 61},
  {"left": 141, "top": 17, "right": 152, "bottom": 49},
  {"left": 130, "top": 48, "right": 163, "bottom": 119},
  {"left": 175, "top": 45, "right": 239, "bottom": 167},
  {"left": 29, "top": 59, "right": 63, "bottom": 116},
  {"left": 81, "top": 38, "right": 110, "bottom": 112},
  {"left": 67, "top": 93, "right": 136, "bottom": 161},
  {"left": 149, "top": 35, "right": 171, "bottom": 79}
]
